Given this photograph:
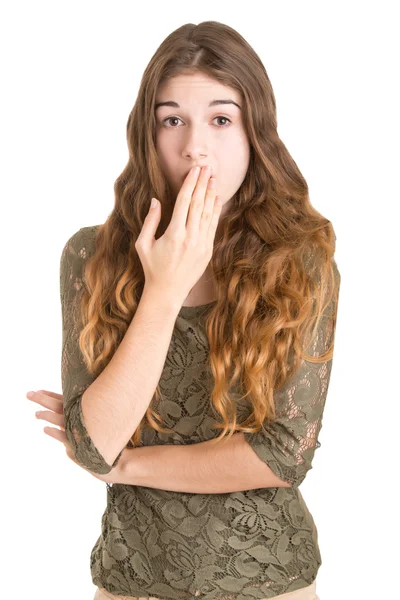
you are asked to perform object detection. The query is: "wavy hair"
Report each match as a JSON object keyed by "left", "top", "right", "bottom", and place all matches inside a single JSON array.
[{"left": 77, "top": 21, "right": 340, "bottom": 449}]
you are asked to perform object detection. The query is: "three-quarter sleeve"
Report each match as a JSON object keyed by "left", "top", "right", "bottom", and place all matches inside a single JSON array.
[
  {"left": 243, "top": 258, "right": 341, "bottom": 489},
  {"left": 60, "top": 227, "right": 124, "bottom": 474}
]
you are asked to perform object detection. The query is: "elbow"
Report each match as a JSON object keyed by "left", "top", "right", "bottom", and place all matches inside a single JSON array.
[
  {"left": 286, "top": 468, "right": 309, "bottom": 490},
  {"left": 64, "top": 422, "right": 115, "bottom": 475},
  {"left": 260, "top": 462, "right": 293, "bottom": 488},
  {"left": 64, "top": 398, "right": 121, "bottom": 475},
  {"left": 242, "top": 431, "right": 313, "bottom": 490}
]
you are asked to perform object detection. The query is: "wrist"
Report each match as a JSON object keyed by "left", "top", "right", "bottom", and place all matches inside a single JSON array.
[{"left": 141, "top": 285, "right": 183, "bottom": 315}]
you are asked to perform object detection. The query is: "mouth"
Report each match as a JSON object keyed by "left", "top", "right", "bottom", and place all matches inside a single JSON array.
[{"left": 181, "top": 168, "right": 213, "bottom": 182}]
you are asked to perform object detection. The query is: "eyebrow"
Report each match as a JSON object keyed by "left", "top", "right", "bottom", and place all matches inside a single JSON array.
[{"left": 154, "top": 99, "right": 241, "bottom": 111}]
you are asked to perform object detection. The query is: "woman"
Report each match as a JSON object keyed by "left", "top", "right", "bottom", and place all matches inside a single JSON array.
[{"left": 28, "top": 20, "right": 340, "bottom": 600}]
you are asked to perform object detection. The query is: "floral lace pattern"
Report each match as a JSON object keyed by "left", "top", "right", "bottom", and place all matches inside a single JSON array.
[
  {"left": 60, "top": 226, "right": 340, "bottom": 599},
  {"left": 60, "top": 226, "right": 125, "bottom": 474}
]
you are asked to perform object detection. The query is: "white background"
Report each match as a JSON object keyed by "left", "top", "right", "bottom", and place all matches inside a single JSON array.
[{"left": 2, "top": 1, "right": 399, "bottom": 599}]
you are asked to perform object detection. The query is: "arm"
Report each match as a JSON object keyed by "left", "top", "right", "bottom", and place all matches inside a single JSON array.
[
  {"left": 242, "top": 258, "right": 341, "bottom": 489},
  {"left": 119, "top": 432, "right": 291, "bottom": 493},
  {"left": 60, "top": 227, "right": 181, "bottom": 474},
  {"left": 120, "top": 258, "right": 341, "bottom": 492}
]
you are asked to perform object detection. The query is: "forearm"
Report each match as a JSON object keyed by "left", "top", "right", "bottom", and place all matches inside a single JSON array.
[
  {"left": 81, "top": 287, "right": 181, "bottom": 467},
  {"left": 121, "top": 432, "right": 291, "bottom": 493}
]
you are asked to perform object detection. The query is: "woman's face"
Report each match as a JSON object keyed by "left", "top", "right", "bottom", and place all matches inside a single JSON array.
[{"left": 154, "top": 72, "right": 250, "bottom": 218}]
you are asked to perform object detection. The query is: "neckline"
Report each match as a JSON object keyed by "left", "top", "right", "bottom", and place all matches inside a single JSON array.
[{"left": 179, "top": 300, "right": 217, "bottom": 317}]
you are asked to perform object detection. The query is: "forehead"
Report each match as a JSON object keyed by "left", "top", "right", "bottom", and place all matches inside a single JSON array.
[{"left": 156, "top": 73, "right": 241, "bottom": 107}]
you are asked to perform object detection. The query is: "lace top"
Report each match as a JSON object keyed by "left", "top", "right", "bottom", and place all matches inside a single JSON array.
[{"left": 60, "top": 225, "right": 340, "bottom": 600}]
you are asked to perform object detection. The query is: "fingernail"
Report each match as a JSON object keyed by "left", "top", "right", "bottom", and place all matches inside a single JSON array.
[
  {"left": 35, "top": 412, "right": 40, "bottom": 417},
  {"left": 27, "top": 391, "right": 35, "bottom": 398}
]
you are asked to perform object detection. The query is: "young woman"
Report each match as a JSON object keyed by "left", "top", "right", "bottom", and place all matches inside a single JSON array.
[{"left": 28, "top": 20, "right": 340, "bottom": 600}]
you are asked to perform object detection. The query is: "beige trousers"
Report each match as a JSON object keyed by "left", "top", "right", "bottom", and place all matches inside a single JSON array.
[{"left": 94, "top": 580, "right": 319, "bottom": 600}]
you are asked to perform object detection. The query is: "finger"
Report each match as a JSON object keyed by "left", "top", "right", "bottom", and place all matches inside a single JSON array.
[
  {"left": 206, "top": 195, "right": 223, "bottom": 249},
  {"left": 43, "top": 426, "right": 68, "bottom": 445},
  {"left": 186, "top": 166, "right": 213, "bottom": 238},
  {"left": 37, "top": 390, "right": 63, "bottom": 401},
  {"left": 198, "top": 177, "right": 217, "bottom": 239},
  {"left": 42, "top": 427, "right": 81, "bottom": 468},
  {"left": 27, "top": 390, "right": 63, "bottom": 414},
  {"left": 168, "top": 166, "right": 201, "bottom": 233},
  {"left": 135, "top": 195, "right": 162, "bottom": 253},
  {"left": 36, "top": 409, "right": 65, "bottom": 431},
  {"left": 64, "top": 440, "right": 77, "bottom": 462}
]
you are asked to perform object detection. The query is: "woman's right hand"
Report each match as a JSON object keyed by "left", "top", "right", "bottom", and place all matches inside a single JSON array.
[{"left": 135, "top": 165, "right": 222, "bottom": 304}]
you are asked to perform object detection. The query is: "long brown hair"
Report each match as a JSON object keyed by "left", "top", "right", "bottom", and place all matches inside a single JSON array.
[{"left": 77, "top": 21, "right": 340, "bottom": 448}]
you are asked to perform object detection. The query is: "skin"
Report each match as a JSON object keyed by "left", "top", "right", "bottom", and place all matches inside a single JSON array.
[
  {"left": 28, "top": 73, "right": 252, "bottom": 472},
  {"left": 155, "top": 72, "right": 250, "bottom": 219},
  {"left": 155, "top": 72, "right": 251, "bottom": 294},
  {"left": 27, "top": 389, "right": 126, "bottom": 483}
]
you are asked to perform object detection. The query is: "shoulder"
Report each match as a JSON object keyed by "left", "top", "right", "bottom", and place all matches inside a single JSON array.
[
  {"left": 59, "top": 225, "right": 101, "bottom": 298},
  {"left": 61, "top": 224, "right": 101, "bottom": 260},
  {"left": 304, "top": 247, "right": 340, "bottom": 286},
  {"left": 331, "top": 256, "right": 341, "bottom": 287}
]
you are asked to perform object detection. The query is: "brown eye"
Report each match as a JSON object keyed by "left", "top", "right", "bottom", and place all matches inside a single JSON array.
[
  {"left": 162, "top": 116, "right": 232, "bottom": 128},
  {"left": 163, "top": 117, "right": 182, "bottom": 128},
  {"left": 214, "top": 116, "right": 231, "bottom": 127}
]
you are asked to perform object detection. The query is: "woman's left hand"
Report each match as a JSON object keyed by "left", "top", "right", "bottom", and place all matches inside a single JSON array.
[{"left": 27, "top": 389, "right": 125, "bottom": 484}]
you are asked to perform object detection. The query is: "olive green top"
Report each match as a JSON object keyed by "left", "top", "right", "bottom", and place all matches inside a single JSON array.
[{"left": 60, "top": 225, "right": 340, "bottom": 599}]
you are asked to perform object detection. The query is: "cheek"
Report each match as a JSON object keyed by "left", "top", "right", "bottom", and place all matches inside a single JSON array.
[
  {"left": 155, "top": 138, "right": 175, "bottom": 172},
  {"left": 155, "top": 130, "right": 171, "bottom": 157},
  {"left": 220, "top": 149, "right": 249, "bottom": 186},
  {"left": 155, "top": 134, "right": 166, "bottom": 157}
]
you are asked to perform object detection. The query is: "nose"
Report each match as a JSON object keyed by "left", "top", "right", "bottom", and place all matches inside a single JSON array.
[{"left": 182, "top": 127, "right": 211, "bottom": 168}]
